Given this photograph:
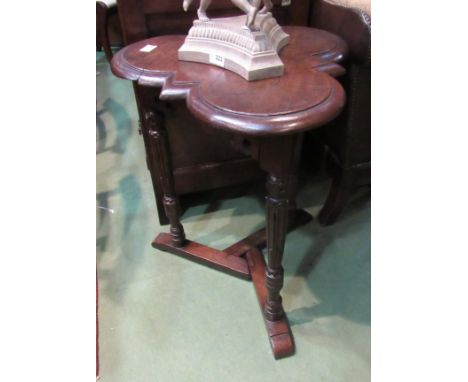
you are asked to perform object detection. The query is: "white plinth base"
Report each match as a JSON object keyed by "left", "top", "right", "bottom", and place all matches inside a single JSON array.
[{"left": 178, "top": 13, "right": 289, "bottom": 81}]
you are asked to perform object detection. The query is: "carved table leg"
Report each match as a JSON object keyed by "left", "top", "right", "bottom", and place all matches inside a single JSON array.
[
  {"left": 250, "top": 135, "right": 303, "bottom": 358},
  {"left": 148, "top": 129, "right": 306, "bottom": 358},
  {"left": 145, "top": 110, "right": 186, "bottom": 247},
  {"left": 247, "top": 247, "right": 294, "bottom": 359},
  {"left": 264, "top": 173, "right": 291, "bottom": 321}
]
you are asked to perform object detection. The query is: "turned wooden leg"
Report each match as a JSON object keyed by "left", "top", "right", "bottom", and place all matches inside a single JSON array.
[
  {"left": 264, "top": 173, "right": 291, "bottom": 321},
  {"left": 145, "top": 111, "right": 186, "bottom": 247}
]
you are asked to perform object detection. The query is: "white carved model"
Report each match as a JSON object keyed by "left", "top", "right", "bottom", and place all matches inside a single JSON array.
[
  {"left": 178, "top": 0, "right": 290, "bottom": 81},
  {"left": 183, "top": 0, "right": 274, "bottom": 30}
]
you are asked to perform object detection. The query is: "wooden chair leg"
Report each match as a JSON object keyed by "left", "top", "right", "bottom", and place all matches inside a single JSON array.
[
  {"left": 318, "top": 169, "right": 354, "bottom": 226},
  {"left": 264, "top": 173, "right": 291, "bottom": 321},
  {"left": 96, "top": 3, "right": 102, "bottom": 51},
  {"left": 96, "top": 3, "right": 113, "bottom": 62}
]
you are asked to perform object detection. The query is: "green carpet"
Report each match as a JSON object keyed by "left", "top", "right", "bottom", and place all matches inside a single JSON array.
[{"left": 97, "top": 51, "right": 370, "bottom": 382}]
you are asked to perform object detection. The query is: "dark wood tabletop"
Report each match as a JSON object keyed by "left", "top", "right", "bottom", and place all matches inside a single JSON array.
[{"left": 112, "top": 26, "right": 348, "bottom": 136}]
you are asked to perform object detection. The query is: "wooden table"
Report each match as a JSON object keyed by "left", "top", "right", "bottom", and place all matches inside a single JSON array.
[{"left": 111, "top": 26, "right": 348, "bottom": 359}]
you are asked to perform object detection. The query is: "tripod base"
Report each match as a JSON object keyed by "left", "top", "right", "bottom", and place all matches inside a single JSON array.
[{"left": 152, "top": 209, "right": 312, "bottom": 358}]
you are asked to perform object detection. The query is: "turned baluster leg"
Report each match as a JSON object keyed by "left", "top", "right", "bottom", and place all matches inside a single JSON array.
[
  {"left": 264, "top": 173, "right": 292, "bottom": 321},
  {"left": 145, "top": 111, "right": 186, "bottom": 247}
]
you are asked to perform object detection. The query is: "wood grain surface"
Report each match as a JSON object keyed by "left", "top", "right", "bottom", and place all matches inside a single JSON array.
[{"left": 112, "top": 27, "right": 347, "bottom": 136}]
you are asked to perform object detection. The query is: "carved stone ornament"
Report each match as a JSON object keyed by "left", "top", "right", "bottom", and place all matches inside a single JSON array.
[{"left": 178, "top": 11, "right": 290, "bottom": 81}]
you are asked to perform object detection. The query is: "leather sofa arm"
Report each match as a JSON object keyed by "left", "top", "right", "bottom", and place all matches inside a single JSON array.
[{"left": 309, "top": 0, "right": 371, "bottom": 66}]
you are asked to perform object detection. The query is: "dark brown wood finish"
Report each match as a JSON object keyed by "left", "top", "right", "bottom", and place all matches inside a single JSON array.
[
  {"left": 131, "top": 83, "right": 261, "bottom": 226},
  {"left": 153, "top": 209, "right": 312, "bottom": 281},
  {"left": 96, "top": 1, "right": 113, "bottom": 62},
  {"left": 116, "top": 0, "right": 314, "bottom": 225},
  {"left": 153, "top": 210, "right": 312, "bottom": 358},
  {"left": 153, "top": 233, "right": 251, "bottom": 280},
  {"left": 112, "top": 28, "right": 347, "bottom": 137},
  {"left": 246, "top": 247, "right": 295, "bottom": 358},
  {"left": 111, "top": 26, "right": 347, "bottom": 358},
  {"left": 144, "top": 110, "right": 186, "bottom": 247},
  {"left": 223, "top": 209, "right": 312, "bottom": 257}
]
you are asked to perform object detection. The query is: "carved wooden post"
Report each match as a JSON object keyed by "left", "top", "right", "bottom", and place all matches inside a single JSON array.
[
  {"left": 264, "top": 173, "right": 291, "bottom": 321},
  {"left": 257, "top": 134, "right": 302, "bottom": 322},
  {"left": 145, "top": 110, "right": 186, "bottom": 247}
]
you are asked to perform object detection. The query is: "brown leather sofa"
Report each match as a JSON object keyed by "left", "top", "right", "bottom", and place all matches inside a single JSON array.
[{"left": 309, "top": 0, "right": 371, "bottom": 225}]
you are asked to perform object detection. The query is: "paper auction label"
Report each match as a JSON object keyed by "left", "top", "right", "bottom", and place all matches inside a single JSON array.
[
  {"left": 209, "top": 53, "right": 225, "bottom": 68},
  {"left": 140, "top": 44, "right": 157, "bottom": 53}
]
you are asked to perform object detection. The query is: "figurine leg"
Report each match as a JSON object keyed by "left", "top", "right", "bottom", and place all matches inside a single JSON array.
[
  {"left": 230, "top": 0, "right": 259, "bottom": 29},
  {"left": 197, "top": 0, "right": 212, "bottom": 21},
  {"left": 259, "top": 0, "right": 273, "bottom": 14},
  {"left": 183, "top": 0, "right": 193, "bottom": 12},
  {"left": 246, "top": 0, "right": 260, "bottom": 29},
  {"left": 264, "top": 173, "right": 292, "bottom": 321},
  {"left": 145, "top": 111, "right": 186, "bottom": 247}
]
